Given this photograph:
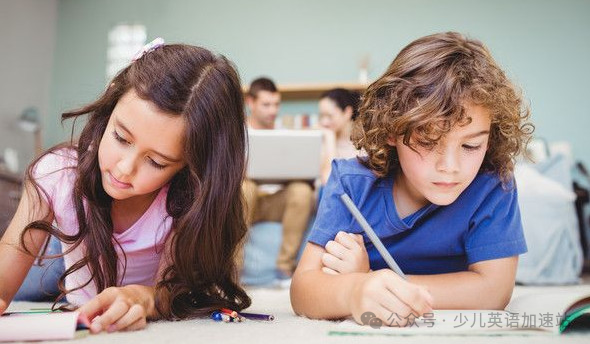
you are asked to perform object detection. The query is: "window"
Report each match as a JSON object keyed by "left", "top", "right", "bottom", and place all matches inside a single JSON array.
[{"left": 106, "top": 24, "right": 146, "bottom": 80}]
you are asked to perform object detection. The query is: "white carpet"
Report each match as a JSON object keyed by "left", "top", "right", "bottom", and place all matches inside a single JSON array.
[{"left": 4, "top": 284, "right": 590, "bottom": 343}]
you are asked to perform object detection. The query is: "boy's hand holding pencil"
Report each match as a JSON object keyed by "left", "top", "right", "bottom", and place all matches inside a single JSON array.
[
  {"left": 348, "top": 269, "right": 433, "bottom": 327},
  {"left": 339, "top": 193, "right": 433, "bottom": 327}
]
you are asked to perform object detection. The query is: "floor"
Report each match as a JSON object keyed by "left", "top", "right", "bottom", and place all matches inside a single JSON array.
[{"left": 4, "top": 281, "right": 590, "bottom": 344}]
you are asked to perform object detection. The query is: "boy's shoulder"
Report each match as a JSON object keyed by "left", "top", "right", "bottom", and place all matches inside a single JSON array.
[
  {"left": 471, "top": 170, "right": 514, "bottom": 190},
  {"left": 332, "top": 158, "right": 392, "bottom": 193},
  {"left": 461, "top": 171, "right": 516, "bottom": 204},
  {"left": 333, "top": 158, "right": 377, "bottom": 179}
]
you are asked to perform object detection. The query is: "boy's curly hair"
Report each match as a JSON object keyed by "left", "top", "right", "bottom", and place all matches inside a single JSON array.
[{"left": 351, "top": 32, "right": 533, "bottom": 184}]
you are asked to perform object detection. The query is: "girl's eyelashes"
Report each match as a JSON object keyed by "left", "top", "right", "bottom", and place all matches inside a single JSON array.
[
  {"left": 148, "top": 158, "right": 166, "bottom": 170},
  {"left": 112, "top": 130, "right": 129, "bottom": 144},
  {"left": 113, "top": 130, "right": 168, "bottom": 170}
]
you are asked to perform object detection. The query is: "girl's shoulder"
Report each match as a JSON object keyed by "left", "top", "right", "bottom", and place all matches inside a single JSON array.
[
  {"left": 29, "top": 146, "right": 79, "bottom": 208},
  {"left": 32, "top": 146, "right": 78, "bottom": 184},
  {"left": 33, "top": 147, "right": 78, "bottom": 175}
]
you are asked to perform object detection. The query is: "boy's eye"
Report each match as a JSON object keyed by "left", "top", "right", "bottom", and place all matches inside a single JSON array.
[
  {"left": 112, "top": 130, "right": 129, "bottom": 144},
  {"left": 463, "top": 144, "right": 482, "bottom": 151},
  {"left": 415, "top": 140, "right": 437, "bottom": 150}
]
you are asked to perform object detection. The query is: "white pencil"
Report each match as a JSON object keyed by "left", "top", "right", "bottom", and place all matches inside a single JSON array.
[{"left": 340, "top": 193, "right": 407, "bottom": 279}]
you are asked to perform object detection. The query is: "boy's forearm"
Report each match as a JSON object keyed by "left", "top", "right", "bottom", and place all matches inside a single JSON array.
[
  {"left": 408, "top": 271, "right": 514, "bottom": 310},
  {"left": 290, "top": 270, "right": 364, "bottom": 319}
]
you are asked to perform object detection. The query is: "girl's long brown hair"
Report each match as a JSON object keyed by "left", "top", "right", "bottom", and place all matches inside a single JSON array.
[{"left": 22, "top": 44, "right": 251, "bottom": 318}]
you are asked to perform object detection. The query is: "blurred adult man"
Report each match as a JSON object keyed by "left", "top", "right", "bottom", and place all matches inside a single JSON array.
[{"left": 242, "top": 77, "right": 314, "bottom": 281}]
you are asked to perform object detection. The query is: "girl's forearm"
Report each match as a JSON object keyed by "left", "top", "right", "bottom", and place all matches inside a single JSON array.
[{"left": 0, "top": 242, "right": 38, "bottom": 312}]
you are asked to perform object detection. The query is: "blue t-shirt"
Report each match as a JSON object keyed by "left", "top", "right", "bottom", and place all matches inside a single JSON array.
[{"left": 308, "top": 158, "right": 527, "bottom": 274}]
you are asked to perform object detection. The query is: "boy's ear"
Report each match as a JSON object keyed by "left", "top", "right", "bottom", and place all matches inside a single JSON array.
[{"left": 386, "top": 135, "right": 397, "bottom": 147}]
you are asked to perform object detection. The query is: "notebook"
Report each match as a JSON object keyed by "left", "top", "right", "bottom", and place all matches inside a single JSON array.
[
  {"left": 246, "top": 129, "right": 323, "bottom": 182},
  {"left": 329, "top": 289, "right": 590, "bottom": 336},
  {"left": 0, "top": 310, "right": 87, "bottom": 342}
]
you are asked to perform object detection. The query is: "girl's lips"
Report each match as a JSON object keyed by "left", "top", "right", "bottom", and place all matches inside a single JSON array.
[{"left": 108, "top": 172, "right": 132, "bottom": 189}]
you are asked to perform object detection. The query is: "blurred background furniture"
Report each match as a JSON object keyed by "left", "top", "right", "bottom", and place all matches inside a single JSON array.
[
  {"left": 17, "top": 107, "right": 43, "bottom": 157},
  {"left": 0, "top": 169, "right": 22, "bottom": 236}
]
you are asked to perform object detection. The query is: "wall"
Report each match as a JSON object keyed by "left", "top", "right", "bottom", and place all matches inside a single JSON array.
[
  {"left": 0, "top": 0, "right": 58, "bottom": 172},
  {"left": 47, "top": 0, "right": 590, "bottom": 165}
]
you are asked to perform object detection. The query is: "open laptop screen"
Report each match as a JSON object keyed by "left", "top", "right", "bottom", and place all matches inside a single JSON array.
[{"left": 246, "top": 129, "right": 323, "bottom": 182}]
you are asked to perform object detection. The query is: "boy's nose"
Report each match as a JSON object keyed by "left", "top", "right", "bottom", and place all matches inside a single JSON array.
[{"left": 436, "top": 148, "right": 460, "bottom": 173}]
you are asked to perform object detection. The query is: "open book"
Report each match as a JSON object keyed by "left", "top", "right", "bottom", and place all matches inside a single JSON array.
[
  {"left": 330, "top": 290, "right": 590, "bottom": 336},
  {"left": 0, "top": 310, "right": 86, "bottom": 342}
]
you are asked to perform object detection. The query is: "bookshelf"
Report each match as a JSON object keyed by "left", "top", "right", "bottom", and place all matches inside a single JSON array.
[
  {"left": 243, "top": 82, "right": 369, "bottom": 101},
  {"left": 243, "top": 81, "right": 370, "bottom": 129},
  {"left": 278, "top": 82, "right": 368, "bottom": 100}
]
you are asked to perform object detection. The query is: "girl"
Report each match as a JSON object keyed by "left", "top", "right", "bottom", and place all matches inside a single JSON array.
[
  {"left": 291, "top": 32, "right": 533, "bottom": 327},
  {"left": 319, "top": 88, "right": 361, "bottom": 185},
  {"left": 0, "top": 41, "right": 251, "bottom": 333}
]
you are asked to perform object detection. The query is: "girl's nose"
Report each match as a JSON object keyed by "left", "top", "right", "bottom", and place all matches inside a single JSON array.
[{"left": 116, "top": 152, "right": 136, "bottom": 176}]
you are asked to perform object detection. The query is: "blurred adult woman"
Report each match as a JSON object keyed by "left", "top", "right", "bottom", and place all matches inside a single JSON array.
[{"left": 319, "top": 88, "right": 361, "bottom": 185}]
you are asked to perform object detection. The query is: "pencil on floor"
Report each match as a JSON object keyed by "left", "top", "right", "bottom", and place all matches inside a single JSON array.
[{"left": 238, "top": 312, "right": 275, "bottom": 321}]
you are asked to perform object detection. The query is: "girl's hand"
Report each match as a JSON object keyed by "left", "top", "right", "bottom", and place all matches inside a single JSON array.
[
  {"left": 78, "top": 285, "right": 156, "bottom": 333},
  {"left": 321, "top": 231, "right": 370, "bottom": 274},
  {"left": 0, "top": 299, "right": 7, "bottom": 314},
  {"left": 348, "top": 269, "right": 433, "bottom": 327}
]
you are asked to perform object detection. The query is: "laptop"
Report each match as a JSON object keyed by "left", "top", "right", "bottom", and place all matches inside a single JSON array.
[{"left": 246, "top": 129, "right": 323, "bottom": 182}]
